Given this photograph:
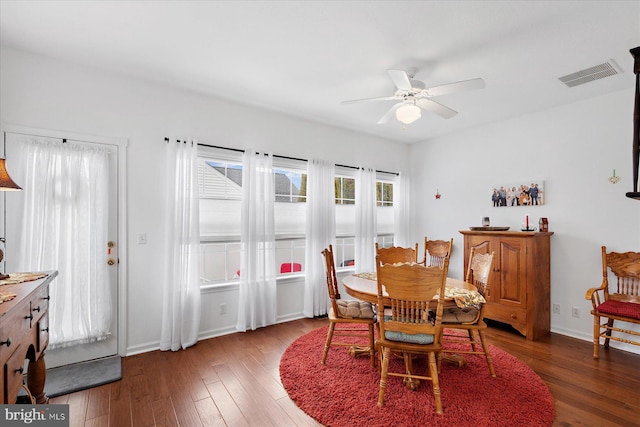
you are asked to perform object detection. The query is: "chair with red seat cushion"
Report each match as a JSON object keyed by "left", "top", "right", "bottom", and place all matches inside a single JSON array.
[
  {"left": 280, "top": 263, "right": 302, "bottom": 273},
  {"left": 585, "top": 246, "right": 640, "bottom": 358}
]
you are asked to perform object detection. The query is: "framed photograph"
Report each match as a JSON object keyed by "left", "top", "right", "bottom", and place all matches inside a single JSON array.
[{"left": 491, "top": 181, "right": 544, "bottom": 207}]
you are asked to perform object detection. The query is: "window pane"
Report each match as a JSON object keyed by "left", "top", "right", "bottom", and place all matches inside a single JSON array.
[
  {"left": 335, "top": 176, "right": 355, "bottom": 204},
  {"left": 274, "top": 168, "right": 307, "bottom": 203},
  {"left": 276, "top": 238, "right": 305, "bottom": 275}
]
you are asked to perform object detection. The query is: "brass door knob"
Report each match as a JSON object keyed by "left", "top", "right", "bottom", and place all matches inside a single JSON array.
[{"left": 107, "top": 258, "right": 116, "bottom": 266}]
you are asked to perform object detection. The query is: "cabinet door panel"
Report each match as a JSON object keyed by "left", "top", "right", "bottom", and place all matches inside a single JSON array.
[{"left": 498, "top": 238, "right": 526, "bottom": 306}]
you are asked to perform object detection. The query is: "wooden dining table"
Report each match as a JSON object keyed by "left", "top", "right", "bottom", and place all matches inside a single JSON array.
[
  {"left": 342, "top": 273, "right": 478, "bottom": 308},
  {"left": 342, "top": 272, "right": 481, "bottom": 374}
]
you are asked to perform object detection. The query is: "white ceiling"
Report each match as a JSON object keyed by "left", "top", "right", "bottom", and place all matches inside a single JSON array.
[{"left": 1, "top": 1, "right": 639, "bottom": 144}]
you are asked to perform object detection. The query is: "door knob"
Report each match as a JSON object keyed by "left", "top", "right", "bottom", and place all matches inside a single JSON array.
[{"left": 107, "top": 258, "right": 116, "bottom": 266}]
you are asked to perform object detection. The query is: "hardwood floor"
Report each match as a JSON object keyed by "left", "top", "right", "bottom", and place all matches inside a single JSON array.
[{"left": 49, "top": 317, "right": 640, "bottom": 427}]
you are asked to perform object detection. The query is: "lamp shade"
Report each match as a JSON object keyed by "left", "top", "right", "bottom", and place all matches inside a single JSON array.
[
  {"left": 396, "top": 103, "right": 421, "bottom": 125},
  {"left": 0, "top": 158, "right": 21, "bottom": 191}
]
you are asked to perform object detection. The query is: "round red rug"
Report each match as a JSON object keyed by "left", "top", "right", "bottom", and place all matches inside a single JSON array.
[{"left": 280, "top": 326, "right": 554, "bottom": 427}]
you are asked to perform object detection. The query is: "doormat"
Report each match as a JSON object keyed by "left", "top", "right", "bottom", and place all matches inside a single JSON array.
[{"left": 45, "top": 356, "right": 122, "bottom": 398}]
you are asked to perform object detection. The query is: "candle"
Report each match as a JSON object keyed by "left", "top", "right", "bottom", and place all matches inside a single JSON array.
[{"left": 526, "top": 215, "right": 529, "bottom": 229}]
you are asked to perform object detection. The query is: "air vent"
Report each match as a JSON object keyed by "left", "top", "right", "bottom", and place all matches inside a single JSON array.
[{"left": 559, "top": 60, "right": 622, "bottom": 87}]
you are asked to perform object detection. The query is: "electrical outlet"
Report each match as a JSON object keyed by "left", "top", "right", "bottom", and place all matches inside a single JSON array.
[
  {"left": 572, "top": 306, "right": 580, "bottom": 318},
  {"left": 552, "top": 304, "right": 560, "bottom": 314},
  {"left": 219, "top": 303, "right": 227, "bottom": 315}
]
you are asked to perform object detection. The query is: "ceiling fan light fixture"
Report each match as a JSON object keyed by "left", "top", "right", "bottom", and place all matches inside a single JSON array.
[{"left": 396, "top": 103, "right": 421, "bottom": 124}]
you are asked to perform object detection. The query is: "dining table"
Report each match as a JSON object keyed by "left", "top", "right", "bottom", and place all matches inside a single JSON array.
[
  {"left": 342, "top": 272, "right": 480, "bottom": 309},
  {"left": 342, "top": 271, "right": 484, "bottom": 374}
]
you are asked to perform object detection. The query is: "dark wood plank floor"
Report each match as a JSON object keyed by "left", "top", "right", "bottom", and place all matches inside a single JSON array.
[{"left": 49, "top": 317, "right": 640, "bottom": 427}]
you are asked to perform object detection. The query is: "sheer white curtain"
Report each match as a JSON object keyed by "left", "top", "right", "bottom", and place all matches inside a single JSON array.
[
  {"left": 303, "top": 159, "right": 335, "bottom": 317},
  {"left": 393, "top": 173, "right": 411, "bottom": 247},
  {"left": 14, "top": 136, "right": 111, "bottom": 349},
  {"left": 236, "top": 150, "right": 277, "bottom": 331},
  {"left": 355, "top": 167, "right": 377, "bottom": 273},
  {"left": 160, "top": 139, "right": 201, "bottom": 351}
]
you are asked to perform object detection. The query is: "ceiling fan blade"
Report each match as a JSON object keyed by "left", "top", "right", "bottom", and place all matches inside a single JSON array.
[
  {"left": 416, "top": 98, "right": 458, "bottom": 119},
  {"left": 377, "top": 103, "right": 402, "bottom": 124},
  {"left": 341, "top": 95, "right": 399, "bottom": 105},
  {"left": 387, "top": 70, "right": 412, "bottom": 90},
  {"left": 424, "top": 78, "right": 485, "bottom": 97}
]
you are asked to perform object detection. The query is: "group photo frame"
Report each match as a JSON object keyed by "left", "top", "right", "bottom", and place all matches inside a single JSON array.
[{"left": 491, "top": 181, "right": 544, "bottom": 207}]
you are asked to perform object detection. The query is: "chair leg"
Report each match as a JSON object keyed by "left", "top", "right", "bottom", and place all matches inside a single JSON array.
[
  {"left": 478, "top": 330, "right": 496, "bottom": 377},
  {"left": 403, "top": 352, "right": 419, "bottom": 390},
  {"left": 368, "top": 324, "right": 375, "bottom": 367},
  {"left": 468, "top": 329, "right": 477, "bottom": 352},
  {"left": 322, "top": 322, "right": 336, "bottom": 364},
  {"left": 592, "top": 314, "right": 600, "bottom": 359},
  {"left": 377, "top": 347, "right": 391, "bottom": 407},
  {"left": 428, "top": 352, "right": 443, "bottom": 415},
  {"left": 604, "top": 318, "right": 614, "bottom": 349}
]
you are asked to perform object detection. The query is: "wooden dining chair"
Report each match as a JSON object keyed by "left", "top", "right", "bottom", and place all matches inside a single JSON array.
[
  {"left": 321, "top": 245, "right": 377, "bottom": 367},
  {"left": 441, "top": 247, "right": 496, "bottom": 377},
  {"left": 585, "top": 246, "right": 640, "bottom": 358},
  {"left": 374, "top": 257, "right": 450, "bottom": 413},
  {"left": 422, "top": 237, "right": 453, "bottom": 268},
  {"left": 375, "top": 242, "right": 419, "bottom": 265}
]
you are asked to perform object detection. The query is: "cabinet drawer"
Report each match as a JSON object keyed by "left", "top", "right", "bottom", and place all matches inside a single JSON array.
[
  {"left": 32, "top": 286, "right": 49, "bottom": 323},
  {"left": 37, "top": 316, "right": 49, "bottom": 355},
  {"left": 4, "top": 343, "right": 26, "bottom": 404},
  {"left": 0, "top": 303, "right": 31, "bottom": 363},
  {"left": 484, "top": 302, "right": 527, "bottom": 330}
]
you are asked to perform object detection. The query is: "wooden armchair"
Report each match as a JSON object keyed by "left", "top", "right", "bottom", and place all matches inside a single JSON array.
[
  {"left": 585, "top": 246, "right": 640, "bottom": 358},
  {"left": 321, "top": 245, "right": 377, "bottom": 367},
  {"left": 422, "top": 237, "right": 453, "bottom": 267},
  {"left": 374, "top": 258, "right": 450, "bottom": 413},
  {"left": 375, "top": 242, "right": 419, "bottom": 265}
]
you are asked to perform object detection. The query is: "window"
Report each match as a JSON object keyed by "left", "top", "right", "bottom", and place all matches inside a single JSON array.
[
  {"left": 198, "top": 149, "right": 309, "bottom": 283},
  {"left": 335, "top": 176, "right": 355, "bottom": 204},
  {"left": 334, "top": 171, "right": 396, "bottom": 270},
  {"left": 273, "top": 162, "right": 307, "bottom": 275},
  {"left": 377, "top": 181, "right": 393, "bottom": 206},
  {"left": 198, "top": 155, "right": 243, "bottom": 283},
  {"left": 275, "top": 168, "right": 306, "bottom": 202},
  {"left": 197, "top": 150, "right": 397, "bottom": 282}
]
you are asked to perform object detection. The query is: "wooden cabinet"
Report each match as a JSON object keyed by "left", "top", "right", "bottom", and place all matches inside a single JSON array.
[
  {"left": 459, "top": 231, "right": 553, "bottom": 341},
  {"left": 0, "top": 271, "right": 57, "bottom": 403}
]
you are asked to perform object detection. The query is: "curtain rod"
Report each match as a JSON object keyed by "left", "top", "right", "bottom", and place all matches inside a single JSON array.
[{"left": 164, "top": 138, "right": 398, "bottom": 176}]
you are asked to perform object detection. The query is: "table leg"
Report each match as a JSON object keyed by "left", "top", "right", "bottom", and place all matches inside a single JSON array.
[{"left": 27, "top": 355, "right": 48, "bottom": 404}]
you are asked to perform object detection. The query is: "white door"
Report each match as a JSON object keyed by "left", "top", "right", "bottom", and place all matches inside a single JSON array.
[{"left": 3, "top": 130, "right": 120, "bottom": 368}]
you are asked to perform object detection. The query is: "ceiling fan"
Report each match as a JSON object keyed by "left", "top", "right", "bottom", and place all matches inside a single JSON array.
[{"left": 342, "top": 69, "right": 485, "bottom": 125}]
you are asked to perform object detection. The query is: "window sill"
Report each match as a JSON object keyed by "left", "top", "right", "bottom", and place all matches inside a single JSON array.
[{"left": 200, "top": 273, "right": 306, "bottom": 291}]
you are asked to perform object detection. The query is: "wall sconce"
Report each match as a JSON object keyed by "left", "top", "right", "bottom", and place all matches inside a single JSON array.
[
  {"left": 608, "top": 169, "right": 620, "bottom": 184},
  {"left": 0, "top": 158, "right": 21, "bottom": 280}
]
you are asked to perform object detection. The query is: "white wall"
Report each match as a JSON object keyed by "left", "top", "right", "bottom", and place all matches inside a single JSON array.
[
  {"left": 410, "top": 89, "right": 640, "bottom": 353},
  {"left": 0, "top": 47, "right": 410, "bottom": 355}
]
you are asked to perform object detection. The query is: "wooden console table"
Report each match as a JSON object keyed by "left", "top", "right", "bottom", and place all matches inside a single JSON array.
[{"left": 0, "top": 271, "right": 58, "bottom": 403}]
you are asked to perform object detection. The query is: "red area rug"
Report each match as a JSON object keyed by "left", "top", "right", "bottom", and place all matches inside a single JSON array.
[{"left": 280, "top": 326, "right": 554, "bottom": 426}]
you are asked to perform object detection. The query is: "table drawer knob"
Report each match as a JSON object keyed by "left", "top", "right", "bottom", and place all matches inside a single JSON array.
[
  {"left": 25, "top": 313, "right": 34, "bottom": 321},
  {"left": 15, "top": 366, "right": 24, "bottom": 374},
  {"left": 1, "top": 337, "right": 12, "bottom": 347},
  {"left": 33, "top": 306, "right": 41, "bottom": 312}
]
